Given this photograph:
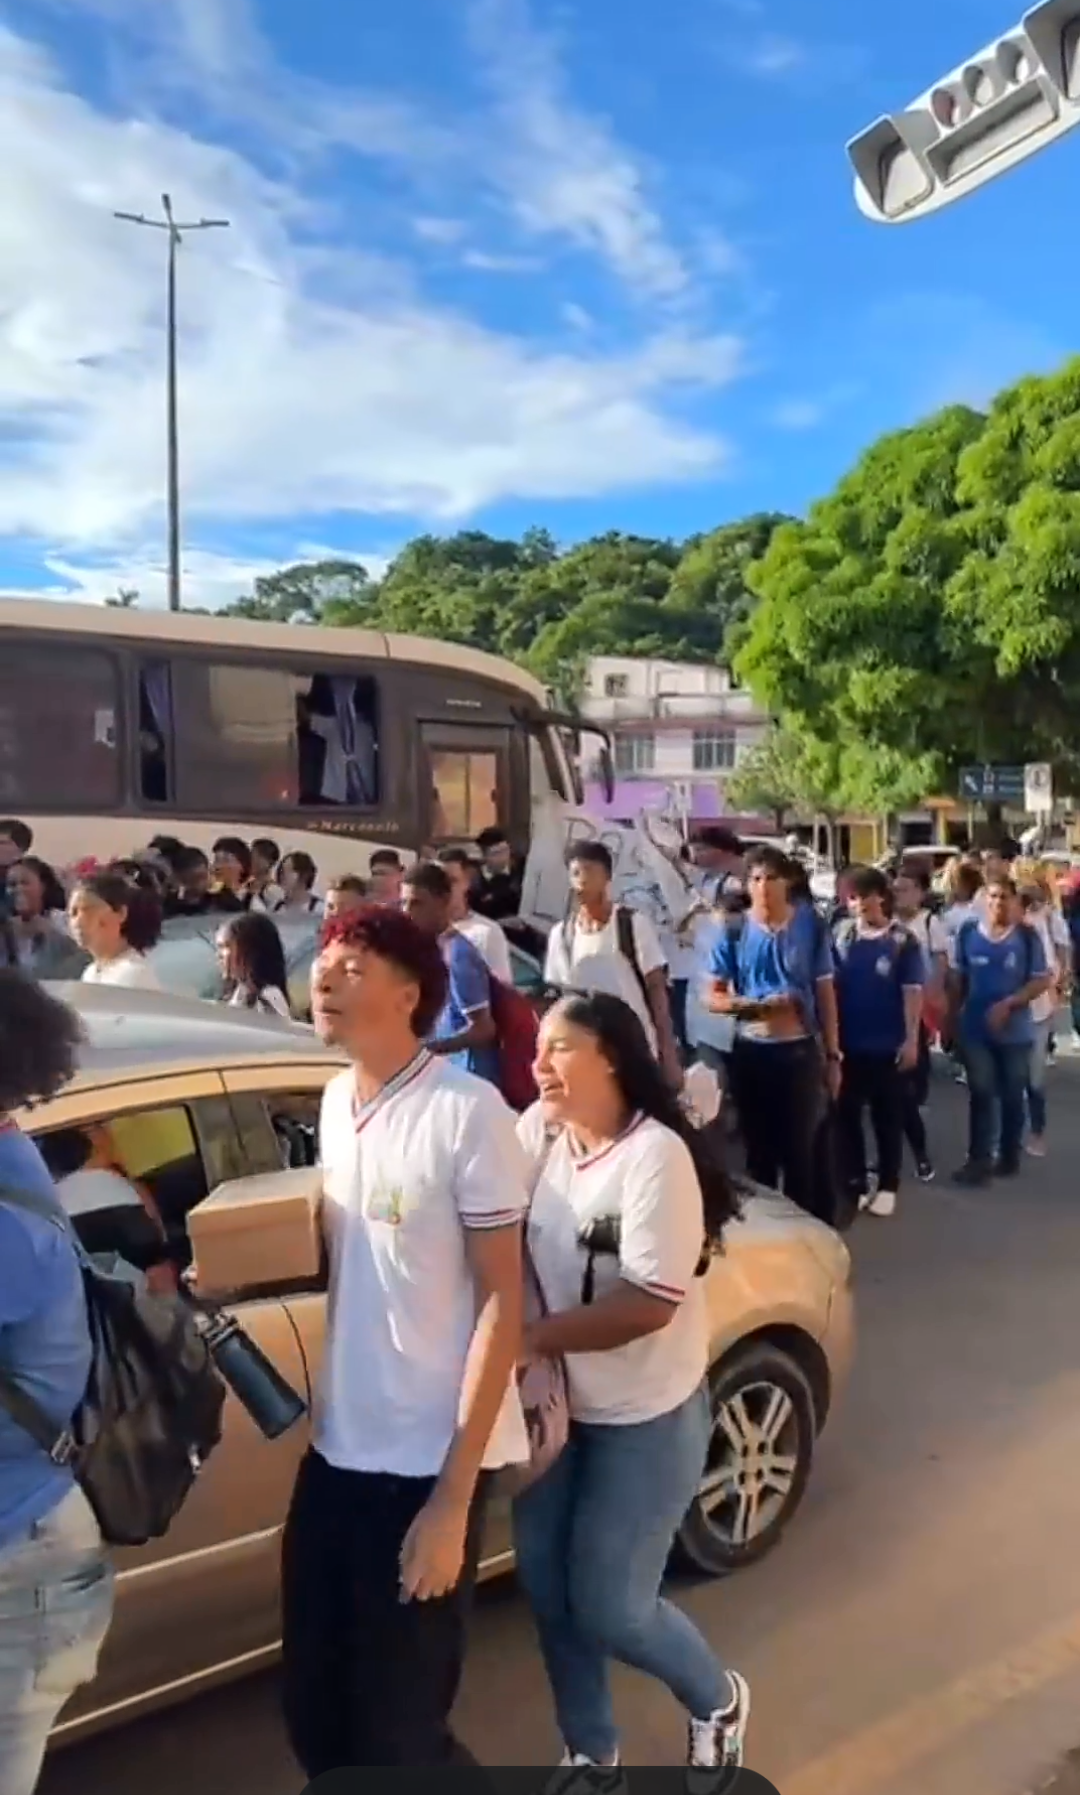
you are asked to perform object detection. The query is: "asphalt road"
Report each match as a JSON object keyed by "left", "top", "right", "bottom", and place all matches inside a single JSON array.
[{"left": 39, "top": 1049, "right": 1080, "bottom": 1795}]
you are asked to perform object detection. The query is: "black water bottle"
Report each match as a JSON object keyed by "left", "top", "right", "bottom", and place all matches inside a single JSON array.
[{"left": 196, "top": 1310, "right": 307, "bottom": 1441}]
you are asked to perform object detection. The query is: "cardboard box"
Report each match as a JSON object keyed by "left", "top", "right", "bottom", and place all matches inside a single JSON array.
[{"left": 188, "top": 1166, "right": 325, "bottom": 1296}]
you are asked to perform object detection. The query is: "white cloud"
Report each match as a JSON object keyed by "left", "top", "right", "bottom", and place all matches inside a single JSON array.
[
  {"left": 561, "top": 302, "right": 594, "bottom": 332},
  {"left": 771, "top": 398, "right": 825, "bottom": 431},
  {"left": 412, "top": 217, "right": 469, "bottom": 245},
  {"left": 0, "top": 17, "right": 741, "bottom": 563},
  {"left": 744, "top": 34, "right": 806, "bottom": 76},
  {"left": 466, "top": 0, "right": 690, "bottom": 300},
  {"left": 31, "top": 544, "right": 396, "bottom": 610}
]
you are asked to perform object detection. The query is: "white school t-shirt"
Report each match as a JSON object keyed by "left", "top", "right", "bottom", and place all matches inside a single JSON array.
[
  {"left": 315, "top": 1051, "right": 530, "bottom": 1478},
  {"left": 82, "top": 951, "right": 162, "bottom": 991},
  {"left": 544, "top": 908, "right": 666, "bottom": 1049},
  {"left": 517, "top": 1104, "right": 709, "bottom": 1426},
  {"left": 227, "top": 984, "right": 292, "bottom": 1020},
  {"left": 455, "top": 912, "right": 513, "bottom": 985}
]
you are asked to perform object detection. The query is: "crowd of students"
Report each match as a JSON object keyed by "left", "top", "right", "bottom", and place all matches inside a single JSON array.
[{"left": 1, "top": 810, "right": 1078, "bottom": 1785}]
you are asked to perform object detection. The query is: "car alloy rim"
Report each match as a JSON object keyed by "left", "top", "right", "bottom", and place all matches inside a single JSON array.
[{"left": 697, "top": 1378, "right": 801, "bottom": 1547}]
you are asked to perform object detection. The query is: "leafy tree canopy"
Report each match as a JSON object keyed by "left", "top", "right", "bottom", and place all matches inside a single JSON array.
[
  {"left": 737, "top": 356, "right": 1080, "bottom": 792},
  {"left": 217, "top": 515, "right": 791, "bottom": 702}
]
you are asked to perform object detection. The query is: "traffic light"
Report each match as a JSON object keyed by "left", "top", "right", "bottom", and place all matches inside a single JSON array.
[{"left": 848, "top": 0, "right": 1080, "bottom": 222}]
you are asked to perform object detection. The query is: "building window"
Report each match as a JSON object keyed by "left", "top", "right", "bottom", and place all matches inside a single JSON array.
[
  {"left": 614, "top": 733, "right": 656, "bottom": 775},
  {"left": 692, "top": 729, "right": 736, "bottom": 772},
  {"left": 603, "top": 673, "right": 629, "bottom": 698}
]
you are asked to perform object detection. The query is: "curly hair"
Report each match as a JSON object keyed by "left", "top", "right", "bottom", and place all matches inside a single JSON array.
[
  {"left": 320, "top": 905, "right": 448, "bottom": 1037},
  {"left": 0, "top": 970, "right": 84, "bottom": 1113}
]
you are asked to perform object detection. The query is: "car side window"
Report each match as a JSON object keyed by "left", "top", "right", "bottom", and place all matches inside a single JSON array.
[
  {"left": 229, "top": 1090, "right": 323, "bottom": 1175},
  {"left": 33, "top": 1098, "right": 239, "bottom": 1276}
]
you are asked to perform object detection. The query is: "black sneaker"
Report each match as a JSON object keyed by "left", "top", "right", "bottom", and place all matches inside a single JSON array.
[
  {"left": 993, "top": 1158, "right": 1021, "bottom": 1179},
  {"left": 916, "top": 1159, "right": 935, "bottom": 1183},
  {"left": 952, "top": 1160, "right": 992, "bottom": 1188}
]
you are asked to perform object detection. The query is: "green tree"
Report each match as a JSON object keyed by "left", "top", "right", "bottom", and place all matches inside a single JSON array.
[
  {"left": 105, "top": 586, "right": 139, "bottom": 608},
  {"left": 725, "top": 725, "right": 815, "bottom": 831},
  {"left": 223, "top": 560, "right": 376, "bottom": 624},
  {"left": 737, "top": 356, "right": 1080, "bottom": 792}
]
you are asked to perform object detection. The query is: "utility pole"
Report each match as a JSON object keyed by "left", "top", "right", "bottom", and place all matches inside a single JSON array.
[{"left": 115, "top": 194, "right": 229, "bottom": 611}]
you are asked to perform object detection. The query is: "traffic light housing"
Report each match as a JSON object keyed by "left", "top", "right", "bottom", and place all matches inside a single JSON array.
[{"left": 848, "top": 0, "right": 1080, "bottom": 221}]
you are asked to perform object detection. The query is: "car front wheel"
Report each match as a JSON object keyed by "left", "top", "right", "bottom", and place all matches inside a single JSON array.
[{"left": 675, "top": 1341, "right": 817, "bottom": 1577}]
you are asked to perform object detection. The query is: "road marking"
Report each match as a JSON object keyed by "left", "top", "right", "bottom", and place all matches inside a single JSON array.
[{"left": 782, "top": 1609, "right": 1080, "bottom": 1795}]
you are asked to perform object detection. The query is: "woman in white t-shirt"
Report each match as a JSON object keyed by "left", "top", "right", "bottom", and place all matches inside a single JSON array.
[
  {"left": 69, "top": 868, "right": 163, "bottom": 992},
  {"left": 275, "top": 852, "right": 324, "bottom": 921},
  {"left": 513, "top": 990, "right": 749, "bottom": 1775},
  {"left": 216, "top": 912, "right": 293, "bottom": 1020}
]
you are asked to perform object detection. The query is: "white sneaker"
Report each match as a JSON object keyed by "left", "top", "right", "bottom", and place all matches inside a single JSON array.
[
  {"left": 545, "top": 1752, "right": 626, "bottom": 1795},
  {"left": 867, "top": 1188, "right": 897, "bottom": 1217},
  {"left": 687, "top": 1669, "right": 751, "bottom": 1787}
]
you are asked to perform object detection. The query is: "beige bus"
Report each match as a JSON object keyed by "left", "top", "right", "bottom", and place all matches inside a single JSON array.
[{"left": 0, "top": 598, "right": 587, "bottom": 878}]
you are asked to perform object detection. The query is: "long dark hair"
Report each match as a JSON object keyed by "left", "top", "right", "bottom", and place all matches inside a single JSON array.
[
  {"left": 220, "top": 912, "right": 289, "bottom": 1008},
  {"left": 10, "top": 855, "right": 67, "bottom": 916},
  {"left": 555, "top": 990, "right": 741, "bottom": 1244},
  {"left": 77, "top": 867, "right": 162, "bottom": 953}
]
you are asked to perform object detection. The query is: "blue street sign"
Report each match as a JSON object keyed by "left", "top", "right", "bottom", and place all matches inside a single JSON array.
[{"left": 958, "top": 764, "right": 1026, "bottom": 803}]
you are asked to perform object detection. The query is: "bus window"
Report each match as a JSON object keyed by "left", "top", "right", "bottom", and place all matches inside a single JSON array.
[
  {"left": 173, "top": 661, "right": 299, "bottom": 812},
  {"left": 0, "top": 643, "right": 119, "bottom": 808},
  {"left": 139, "top": 661, "right": 172, "bottom": 804},
  {"left": 295, "top": 671, "right": 379, "bottom": 807},
  {"left": 170, "top": 659, "right": 381, "bottom": 814}
]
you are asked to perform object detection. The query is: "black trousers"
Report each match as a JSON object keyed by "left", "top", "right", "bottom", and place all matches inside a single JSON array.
[
  {"left": 729, "top": 1037, "right": 826, "bottom": 1219},
  {"left": 900, "top": 1024, "right": 931, "bottom": 1164},
  {"left": 837, "top": 1051, "right": 904, "bottom": 1196},
  {"left": 281, "top": 1449, "right": 487, "bottom": 1774}
]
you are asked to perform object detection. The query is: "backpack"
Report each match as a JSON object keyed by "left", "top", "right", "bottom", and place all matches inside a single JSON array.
[
  {"left": 831, "top": 916, "right": 915, "bottom": 968},
  {"left": 0, "top": 1187, "right": 226, "bottom": 1548},
  {"left": 614, "top": 906, "right": 652, "bottom": 1013},
  {"left": 955, "top": 917, "right": 1040, "bottom": 985},
  {"left": 488, "top": 973, "right": 539, "bottom": 1112}
]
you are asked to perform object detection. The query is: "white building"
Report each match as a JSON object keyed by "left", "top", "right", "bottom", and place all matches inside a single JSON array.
[{"left": 579, "top": 654, "right": 770, "bottom": 819}]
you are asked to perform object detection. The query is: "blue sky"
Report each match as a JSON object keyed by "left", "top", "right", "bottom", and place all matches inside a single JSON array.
[{"left": 0, "top": 0, "right": 1073, "bottom": 606}]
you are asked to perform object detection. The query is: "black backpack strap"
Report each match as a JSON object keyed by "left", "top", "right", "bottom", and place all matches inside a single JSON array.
[
  {"left": 723, "top": 911, "right": 746, "bottom": 995},
  {"left": 0, "top": 1187, "right": 81, "bottom": 1464},
  {"left": 615, "top": 906, "right": 651, "bottom": 1011}
]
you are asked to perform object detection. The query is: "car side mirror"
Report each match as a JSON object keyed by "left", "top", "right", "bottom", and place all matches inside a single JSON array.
[{"left": 188, "top": 1166, "right": 325, "bottom": 1302}]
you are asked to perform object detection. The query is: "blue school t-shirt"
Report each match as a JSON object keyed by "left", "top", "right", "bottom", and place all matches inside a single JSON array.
[
  {"left": 708, "top": 904, "right": 832, "bottom": 1042},
  {"left": 832, "top": 925, "right": 924, "bottom": 1057},
  {"left": 0, "top": 1126, "right": 91, "bottom": 1549},
  {"left": 433, "top": 929, "right": 502, "bottom": 1086},
  {"left": 955, "top": 921, "right": 1045, "bottom": 1048}
]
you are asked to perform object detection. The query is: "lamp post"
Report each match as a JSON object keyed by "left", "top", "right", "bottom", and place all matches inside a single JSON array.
[{"left": 115, "top": 194, "right": 229, "bottom": 610}]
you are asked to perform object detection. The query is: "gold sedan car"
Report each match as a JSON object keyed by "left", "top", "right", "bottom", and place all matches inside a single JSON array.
[{"left": 23, "top": 986, "right": 855, "bottom": 1746}]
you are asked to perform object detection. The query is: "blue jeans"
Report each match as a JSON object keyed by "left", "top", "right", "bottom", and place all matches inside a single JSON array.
[
  {"left": 1026, "top": 1017, "right": 1051, "bottom": 1136},
  {"left": 962, "top": 1037, "right": 1031, "bottom": 1168},
  {"left": 512, "top": 1384, "right": 727, "bottom": 1763},
  {"left": 0, "top": 1485, "right": 114, "bottom": 1795}
]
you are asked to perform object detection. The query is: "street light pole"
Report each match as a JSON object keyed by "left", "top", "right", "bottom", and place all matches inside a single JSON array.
[{"left": 115, "top": 194, "right": 229, "bottom": 611}]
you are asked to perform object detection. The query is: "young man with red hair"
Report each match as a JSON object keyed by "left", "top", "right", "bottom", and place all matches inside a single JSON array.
[{"left": 281, "top": 905, "right": 527, "bottom": 1773}]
